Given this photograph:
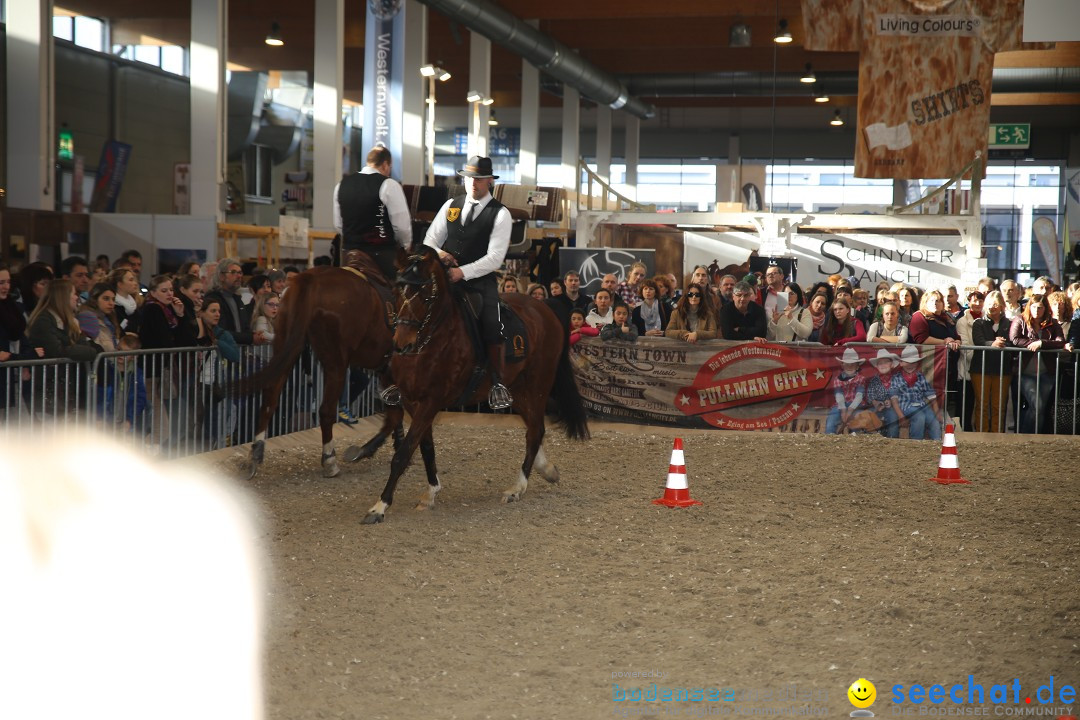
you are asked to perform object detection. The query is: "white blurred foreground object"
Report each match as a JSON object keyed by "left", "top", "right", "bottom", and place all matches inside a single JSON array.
[{"left": 0, "top": 433, "right": 264, "bottom": 720}]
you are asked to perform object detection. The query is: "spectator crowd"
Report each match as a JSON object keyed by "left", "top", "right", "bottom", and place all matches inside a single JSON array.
[
  {"left": 3, "top": 250, "right": 1080, "bottom": 444},
  {"left": 0, "top": 251, "right": 315, "bottom": 453},
  {"left": 531, "top": 261, "right": 1080, "bottom": 437}
]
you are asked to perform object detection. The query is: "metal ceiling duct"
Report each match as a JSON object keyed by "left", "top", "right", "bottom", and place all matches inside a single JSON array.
[
  {"left": 619, "top": 68, "right": 1080, "bottom": 98},
  {"left": 415, "top": 0, "right": 656, "bottom": 119}
]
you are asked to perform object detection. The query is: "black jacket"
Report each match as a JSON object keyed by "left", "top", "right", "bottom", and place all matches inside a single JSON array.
[{"left": 205, "top": 288, "right": 254, "bottom": 345}]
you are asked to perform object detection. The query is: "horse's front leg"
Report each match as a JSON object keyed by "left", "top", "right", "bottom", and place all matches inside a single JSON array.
[
  {"left": 414, "top": 426, "right": 442, "bottom": 511},
  {"left": 362, "top": 407, "right": 436, "bottom": 524}
]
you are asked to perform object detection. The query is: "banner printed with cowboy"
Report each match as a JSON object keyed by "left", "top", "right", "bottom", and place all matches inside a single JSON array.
[{"left": 570, "top": 338, "right": 948, "bottom": 437}]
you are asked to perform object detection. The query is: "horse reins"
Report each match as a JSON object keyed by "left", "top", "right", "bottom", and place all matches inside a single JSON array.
[{"left": 394, "top": 259, "right": 445, "bottom": 355}]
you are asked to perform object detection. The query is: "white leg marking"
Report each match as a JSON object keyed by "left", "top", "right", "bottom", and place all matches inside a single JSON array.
[
  {"left": 322, "top": 441, "right": 334, "bottom": 456},
  {"left": 254, "top": 431, "right": 267, "bottom": 444},
  {"left": 368, "top": 500, "right": 389, "bottom": 517},
  {"left": 534, "top": 446, "right": 560, "bottom": 484},
  {"left": 415, "top": 476, "right": 442, "bottom": 511},
  {"left": 502, "top": 470, "right": 528, "bottom": 503}
]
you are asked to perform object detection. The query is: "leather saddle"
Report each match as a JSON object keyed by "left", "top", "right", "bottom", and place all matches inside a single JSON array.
[
  {"left": 343, "top": 250, "right": 396, "bottom": 327},
  {"left": 453, "top": 285, "right": 528, "bottom": 366}
]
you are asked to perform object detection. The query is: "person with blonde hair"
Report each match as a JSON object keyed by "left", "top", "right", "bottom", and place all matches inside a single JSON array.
[
  {"left": 251, "top": 292, "right": 280, "bottom": 346},
  {"left": 526, "top": 283, "right": 548, "bottom": 301},
  {"left": 28, "top": 279, "right": 100, "bottom": 362},
  {"left": 27, "top": 279, "right": 101, "bottom": 414},
  {"left": 970, "top": 290, "right": 1012, "bottom": 433}
]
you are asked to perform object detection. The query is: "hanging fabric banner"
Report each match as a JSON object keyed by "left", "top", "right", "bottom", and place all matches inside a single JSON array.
[
  {"left": 571, "top": 337, "right": 948, "bottom": 437},
  {"left": 362, "top": 0, "right": 406, "bottom": 181}
]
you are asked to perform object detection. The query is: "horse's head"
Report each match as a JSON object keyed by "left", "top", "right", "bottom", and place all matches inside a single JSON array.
[{"left": 393, "top": 246, "right": 445, "bottom": 354}]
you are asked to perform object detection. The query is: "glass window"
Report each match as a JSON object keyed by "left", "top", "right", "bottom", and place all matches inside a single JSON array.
[
  {"left": 134, "top": 45, "right": 160, "bottom": 66},
  {"left": 160, "top": 46, "right": 186, "bottom": 76},
  {"left": 73, "top": 15, "right": 105, "bottom": 52},
  {"left": 53, "top": 16, "right": 74, "bottom": 41}
]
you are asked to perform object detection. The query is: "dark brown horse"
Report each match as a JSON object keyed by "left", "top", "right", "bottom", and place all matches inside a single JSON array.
[
  {"left": 361, "top": 245, "right": 590, "bottom": 524},
  {"left": 240, "top": 263, "right": 403, "bottom": 479}
]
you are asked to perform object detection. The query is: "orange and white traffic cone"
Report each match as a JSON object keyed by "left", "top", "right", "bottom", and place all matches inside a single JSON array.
[
  {"left": 928, "top": 424, "right": 970, "bottom": 485},
  {"left": 653, "top": 438, "right": 702, "bottom": 507}
]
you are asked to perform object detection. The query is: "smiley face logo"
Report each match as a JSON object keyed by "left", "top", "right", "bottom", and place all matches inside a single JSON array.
[{"left": 848, "top": 678, "right": 877, "bottom": 709}]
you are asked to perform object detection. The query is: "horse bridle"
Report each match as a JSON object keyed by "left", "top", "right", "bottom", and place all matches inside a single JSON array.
[{"left": 394, "top": 255, "right": 444, "bottom": 355}]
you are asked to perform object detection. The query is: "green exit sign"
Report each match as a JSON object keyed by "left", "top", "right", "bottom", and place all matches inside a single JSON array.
[{"left": 988, "top": 123, "right": 1030, "bottom": 149}]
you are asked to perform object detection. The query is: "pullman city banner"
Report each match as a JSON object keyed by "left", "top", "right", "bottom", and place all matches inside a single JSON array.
[
  {"left": 362, "top": 0, "right": 406, "bottom": 181},
  {"left": 571, "top": 338, "right": 948, "bottom": 437},
  {"left": 800, "top": 0, "right": 1048, "bottom": 179}
]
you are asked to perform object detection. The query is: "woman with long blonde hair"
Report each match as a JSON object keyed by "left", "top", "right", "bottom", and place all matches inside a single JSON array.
[
  {"left": 27, "top": 279, "right": 101, "bottom": 414},
  {"left": 28, "top": 279, "right": 100, "bottom": 361}
]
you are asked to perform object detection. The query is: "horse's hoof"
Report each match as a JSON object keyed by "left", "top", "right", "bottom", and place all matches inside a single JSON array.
[
  {"left": 502, "top": 492, "right": 520, "bottom": 504},
  {"left": 343, "top": 445, "right": 363, "bottom": 463},
  {"left": 361, "top": 512, "right": 384, "bottom": 525},
  {"left": 244, "top": 462, "right": 258, "bottom": 481},
  {"left": 322, "top": 460, "right": 341, "bottom": 478}
]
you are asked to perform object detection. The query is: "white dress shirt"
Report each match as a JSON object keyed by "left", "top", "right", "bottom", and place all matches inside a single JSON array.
[
  {"left": 333, "top": 166, "right": 413, "bottom": 249},
  {"left": 424, "top": 192, "right": 513, "bottom": 282}
]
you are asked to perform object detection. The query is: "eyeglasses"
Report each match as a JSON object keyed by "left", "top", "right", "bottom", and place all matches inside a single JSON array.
[
  {"left": 686, "top": 293, "right": 702, "bottom": 298},
  {"left": 266, "top": 302, "right": 280, "bottom": 308},
  {"left": 226, "top": 269, "right": 242, "bottom": 275}
]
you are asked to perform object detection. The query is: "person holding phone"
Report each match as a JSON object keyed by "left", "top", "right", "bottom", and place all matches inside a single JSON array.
[{"left": 767, "top": 283, "right": 812, "bottom": 342}]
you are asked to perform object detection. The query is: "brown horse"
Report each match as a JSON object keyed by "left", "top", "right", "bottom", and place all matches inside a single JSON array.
[
  {"left": 361, "top": 245, "right": 590, "bottom": 524},
  {"left": 239, "top": 264, "right": 404, "bottom": 479}
]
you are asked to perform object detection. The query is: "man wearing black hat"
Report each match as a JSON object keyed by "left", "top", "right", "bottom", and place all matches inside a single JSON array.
[
  {"left": 334, "top": 146, "right": 412, "bottom": 282},
  {"left": 423, "top": 156, "right": 514, "bottom": 409}
]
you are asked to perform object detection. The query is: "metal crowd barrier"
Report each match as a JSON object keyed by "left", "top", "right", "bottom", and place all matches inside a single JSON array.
[
  {"left": 797, "top": 341, "right": 1080, "bottom": 436},
  {"left": 2, "top": 343, "right": 1077, "bottom": 450},
  {"left": 0, "top": 345, "right": 381, "bottom": 458}
]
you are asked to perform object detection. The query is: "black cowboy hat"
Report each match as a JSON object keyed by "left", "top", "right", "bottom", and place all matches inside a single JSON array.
[{"left": 457, "top": 155, "right": 499, "bottom": 179}]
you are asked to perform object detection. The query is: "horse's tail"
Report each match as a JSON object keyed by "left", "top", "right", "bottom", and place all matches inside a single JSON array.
[
  {"left": 236, "top": 275, "right": 314, "bottom": 396},
  {"left": 550, "top": 334, "right": 590, "bottom": 441}
]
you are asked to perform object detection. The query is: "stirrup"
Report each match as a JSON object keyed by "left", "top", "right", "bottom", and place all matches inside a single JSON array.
[
  {"left": 380, "top": 384, "right": 402, "bottom": 406},
  {"left": 488, "top": 383, "right": 513, "bottom": 410}
]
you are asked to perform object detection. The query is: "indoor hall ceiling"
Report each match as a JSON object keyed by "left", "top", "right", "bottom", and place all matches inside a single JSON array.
[{"left": 51, "top": 0, "right": 1080, "bottom": 133}]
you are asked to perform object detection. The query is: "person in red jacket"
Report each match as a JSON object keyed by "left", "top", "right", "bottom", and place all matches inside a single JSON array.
[
  {"left": 819, "top": 297, "right": 867, "bottom": 346},
  {"left": 568, "top": 309, "right": 599, "bottom": 347}
]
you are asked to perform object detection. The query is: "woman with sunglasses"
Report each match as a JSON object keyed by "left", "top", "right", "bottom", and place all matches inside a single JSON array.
[{"left": 665, "top": 281, "right": 719, "bottom": 343}]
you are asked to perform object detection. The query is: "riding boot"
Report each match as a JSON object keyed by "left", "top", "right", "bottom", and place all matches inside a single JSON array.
[{"left": 486, "top": 342, "right": 513, "bottom": 410}]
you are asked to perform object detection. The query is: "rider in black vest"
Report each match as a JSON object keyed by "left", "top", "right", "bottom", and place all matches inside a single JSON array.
[
  {"left": 423, "top": 156, "right": 514, "bottom": 410},
  {"left": 334, "top": 146, "right": 412, "bottom": 282}
]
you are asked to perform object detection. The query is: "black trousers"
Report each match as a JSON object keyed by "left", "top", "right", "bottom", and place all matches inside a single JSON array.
[{"left": 465, "top": 274, "right": 503, "bottom": 344}]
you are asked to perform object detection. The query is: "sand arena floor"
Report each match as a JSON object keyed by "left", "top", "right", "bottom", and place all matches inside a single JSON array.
[{"left": 196, "top": 415, "right": 1080, "bottom": 720}]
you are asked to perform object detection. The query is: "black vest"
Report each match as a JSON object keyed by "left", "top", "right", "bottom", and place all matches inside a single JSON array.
[
  {"left": 339, "top": 172, "right": 394, "bottom": 250},
  {"left": 442, "top": 196, "right": 504, "bottom": 272}
]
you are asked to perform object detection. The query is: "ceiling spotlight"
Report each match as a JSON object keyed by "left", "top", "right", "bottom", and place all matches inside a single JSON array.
[
  {"left": 466, "top": 90, "right": 483, "bottom": 103},
  {"left": 488, "top": 111, "right": 498, "bottom": 126},
  {"left": 265, "top": 21, "right": 284, "bottom": 47},
  {"left": 813, "top": 86, "right": 830, "bottom": 103},
  {"left": 421, "top": 64, "right": 452, "bottom": 81},
  {"left": 774, "top": 19, "right": 793, "bottom": 44},
  {"left": 801, "top": 63, "right": 816, "bottom": 83},
  {"left": 830, "top": 110, "right": 844, "bottom": 126},
  {"left": 730, "top": 22, "right": 751, "bottom": 48}
]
